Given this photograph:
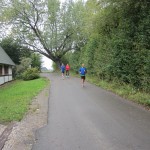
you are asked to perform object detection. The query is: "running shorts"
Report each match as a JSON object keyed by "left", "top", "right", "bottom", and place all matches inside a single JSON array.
[{"left": 81, "top": 76, "right": 85, "bottom": 80}]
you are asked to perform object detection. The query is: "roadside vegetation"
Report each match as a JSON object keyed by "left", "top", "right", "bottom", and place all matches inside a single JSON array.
[
  {"left": 71, "top": 71, "right": 150, "bottom": 108},
  {"left": 0, "top": 78, "right": 49, "bottom": 124},
  {"left": 86, "top": 75, "right": 150, "bottom": 108},
  {"left": 61, "top": 0, "right": 150, "bottom": 108}
]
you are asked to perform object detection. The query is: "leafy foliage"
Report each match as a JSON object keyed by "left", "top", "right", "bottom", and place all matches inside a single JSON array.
[
  {"left": 65, "top": 0, "right": 150, "bottom": 92},
  {"left": 31, "top": 53, "right": 42, "bottom": 71},
  {"left": 22, "top": 68, "right": 40, "bottom": 81},
  {"left": 0, "top": 0, "right": 86, "bottom": 66},
  {"left": 15, "top": 57, "right": 32, "bottom": 79}
]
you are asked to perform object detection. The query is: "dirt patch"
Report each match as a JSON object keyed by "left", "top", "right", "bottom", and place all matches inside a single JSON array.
[{"left": 1, "top": 86, "right": 49, "bottom": 150}]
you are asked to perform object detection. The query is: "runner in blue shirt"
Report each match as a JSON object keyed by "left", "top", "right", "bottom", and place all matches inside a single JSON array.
[
  {"left": 61, "top": 63, "right": 65, "bottom": 79},
  {"left": 79, "top": 64, "right": 87, "bottom": 87}
]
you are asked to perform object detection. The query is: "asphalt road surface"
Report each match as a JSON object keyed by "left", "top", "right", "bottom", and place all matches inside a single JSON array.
[{"left": 32, "top": 73, "right": 150, "bottom": 150}]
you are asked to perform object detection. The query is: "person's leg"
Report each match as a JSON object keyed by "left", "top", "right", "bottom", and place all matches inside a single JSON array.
[
  {"left": 66, "top": 70, "right": 69, "bottom": 77},
  {"left": 68, "top": 70, "right": 69, "bottom": 77},
  {"left": 81, "top": 76, "right": 83, "bottom": 86},
  {"left": 83, "top": 76, "right": 85, "bottom": 87},
  {"left": 81, "top": 79, "right": 83, "bottom": 87},
  {"left": 81, "top": 76, "right": 85, "bottom": 87},
  {"left": 82, "top": 79, "right": 84, "bottom": 87},
  {"left": 62, "top": 72, "right": 64, "bottom": 79}
]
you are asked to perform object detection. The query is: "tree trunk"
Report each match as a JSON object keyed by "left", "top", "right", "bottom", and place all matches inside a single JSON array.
[{"left": 54, "top": 59, "right": 62, "bottom": 69}]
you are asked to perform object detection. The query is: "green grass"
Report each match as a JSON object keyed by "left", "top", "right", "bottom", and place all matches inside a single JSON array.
[
  {"left": 0, "top": 78, "right": 49, "bottom": 123},
  {"left": 86, "top": 75, "right": 150, "bottom": 108},
  {"left": 71, "top": 71, "right": 150, "bottom": 108}
]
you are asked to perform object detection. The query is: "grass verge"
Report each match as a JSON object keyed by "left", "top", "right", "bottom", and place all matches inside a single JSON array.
[
  {"left": 71, "top": 71, "right": 150, "bottom": 108},
  {"left": 0, "top": 78, "right": 49, "bottom": 124}
]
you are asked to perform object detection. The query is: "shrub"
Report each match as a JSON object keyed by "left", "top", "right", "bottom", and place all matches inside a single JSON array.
[
  {"left": 22, "top": 68, "right": 40, "bottom": 80},
  {"left": 15, "top": 57, "right": 32, "bottom": 79}
]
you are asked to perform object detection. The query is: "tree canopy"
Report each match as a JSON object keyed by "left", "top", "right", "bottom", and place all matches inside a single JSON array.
[{"left": 0, "top": 0, "right": 86, "bottom": 65}]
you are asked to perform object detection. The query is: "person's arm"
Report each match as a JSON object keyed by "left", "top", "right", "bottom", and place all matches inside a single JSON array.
[{"left": 79, "top": 68, "right": 81, "bottom": 74}]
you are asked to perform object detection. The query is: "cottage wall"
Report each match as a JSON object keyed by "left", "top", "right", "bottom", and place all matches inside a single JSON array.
[
  {"left": 0, "top": 77, "right": 4, "bottom": 85},
  {"left": 0, "top": 65, "right": 13, "bottom": 85},
  {"left": 0, "top": 46, "right": 15, "bottom": 85}
]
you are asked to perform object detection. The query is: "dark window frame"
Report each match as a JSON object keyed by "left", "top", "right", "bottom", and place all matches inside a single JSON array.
[
  {"left": 0, "top": 65, "right": 2, "bottom": 75},
  {"left": 4, "top": 65, "right": 9, "bottom": 75}
]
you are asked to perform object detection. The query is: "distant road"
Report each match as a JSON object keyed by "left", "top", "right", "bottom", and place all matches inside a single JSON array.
[{"left": 32, "top": 73, "right": 150, "bottom": 150}]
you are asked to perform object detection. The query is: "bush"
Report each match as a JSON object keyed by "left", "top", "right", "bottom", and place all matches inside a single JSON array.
[{"left": 22, "top": 68, "right": 40, "bottom": 80}]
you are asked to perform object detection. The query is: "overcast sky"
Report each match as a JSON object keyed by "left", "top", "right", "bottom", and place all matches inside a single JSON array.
[{"left": 42, "top": 56, "right": 53, "bottom": 70}]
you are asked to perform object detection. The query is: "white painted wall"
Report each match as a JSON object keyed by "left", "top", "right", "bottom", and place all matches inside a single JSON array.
[
  {"left": 8, "top": 66, "right": 12, "bottom": 75},
  {"left": 4, "top": 76, "right": 9, "bottom": 82},
  {"left": 0, "top": 77, "right": 5, "bottom": 85},
  {"left": 9, "top": 76, "right": 12, "bottom": 81},
  {"left": 0, "top": 65, "right": 13, "bottom": 85},
  {"left": 8, "top": 66, "right": 13, "bottom": 81}
]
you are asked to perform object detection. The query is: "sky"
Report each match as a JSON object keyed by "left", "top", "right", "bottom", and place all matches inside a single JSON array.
[{"left": 42, "top": 56, "right": 53, "bottom": 70}]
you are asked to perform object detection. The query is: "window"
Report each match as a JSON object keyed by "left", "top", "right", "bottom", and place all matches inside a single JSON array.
[
  {"left": 4, "top": 65, "right": 9, "bottom": 75},
  {"left": 0, "top": 65, "right": 2, "bottom": 75}
]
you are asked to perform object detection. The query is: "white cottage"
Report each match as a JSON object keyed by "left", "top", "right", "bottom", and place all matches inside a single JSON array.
[{"left": 0, "top": 46, "right": 15, "bottom": 85}]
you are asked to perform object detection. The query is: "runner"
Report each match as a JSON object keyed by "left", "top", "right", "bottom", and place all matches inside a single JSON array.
[
  {"left": 65, "top": 64, "right": 70, "bottom": 77},
  {"left": 60, "top": 63, "right": 65, "bottom": 79},
  {"left": 79, "top": 64, "right": 87, "bottom": 87}
]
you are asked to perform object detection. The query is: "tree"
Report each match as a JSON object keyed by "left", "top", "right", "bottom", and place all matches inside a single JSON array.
[
  {"left": 31, "top": 53, "right": 42, "bottom": 71},
  {"left": 0, "top": 0, "right": 86, "bottom": 66},
  {"left": 15, "top": 57, "right": 32, "bottom": 78}
]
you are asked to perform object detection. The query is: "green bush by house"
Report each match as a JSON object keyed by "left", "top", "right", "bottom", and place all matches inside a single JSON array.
[{"left": 22, "top": 68, "right": 40, "bottom": 80}]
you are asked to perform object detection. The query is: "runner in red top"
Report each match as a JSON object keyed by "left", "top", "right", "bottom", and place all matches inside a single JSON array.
[{"left": 65, "top": 64, "right": 70, "bottom": 77}]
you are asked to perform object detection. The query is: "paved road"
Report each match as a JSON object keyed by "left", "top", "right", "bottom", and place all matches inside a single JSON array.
[{"left": 32, "top": 73, "right": 150, "bottom": 150}]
